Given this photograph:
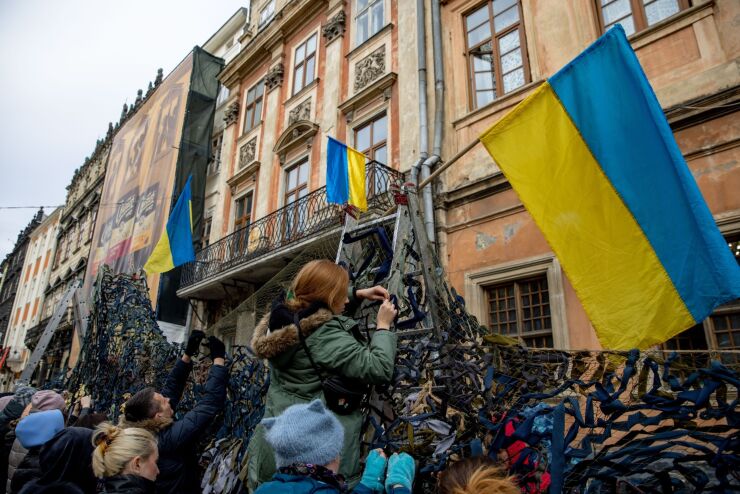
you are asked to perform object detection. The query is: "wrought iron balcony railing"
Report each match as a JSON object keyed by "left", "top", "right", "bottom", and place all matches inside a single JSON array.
[{"left": 181, "top": 160, "right": 404, "bottom": 288}]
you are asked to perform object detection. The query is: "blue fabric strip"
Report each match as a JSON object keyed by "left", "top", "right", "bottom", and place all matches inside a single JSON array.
[
  {"left": 548, "top": 25, "right": 740, "bottom": 323},
  {"left": 167, "top": 175, "right": 195, "bottom": 266},
  {"left": 326, "top": 137, "right": 349, "bottom": 205}
]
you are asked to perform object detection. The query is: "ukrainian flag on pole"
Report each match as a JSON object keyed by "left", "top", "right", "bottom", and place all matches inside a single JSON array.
[
  {"left": 144, "top": 175, "right": 196, "bottom": 274},
  {"left": 479, "top": 25, "right": 740, "bottom": 350},
  {"left": 326, "top": 137, "right": 367, "bottom": 211}
]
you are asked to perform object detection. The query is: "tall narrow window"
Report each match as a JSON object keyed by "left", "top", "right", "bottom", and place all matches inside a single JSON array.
[
  {"left": 486, "top": 275, "right": 553, "bottom": 348},
  {"left": 284, "top": 160, "right": 310, "bottom": 239},
  {"left": 244, "top": 80, "right": 264, "bottom": 133},
  {"left": 597, "top": 0, "right": 691, "bottom": 36},
  {"left": 293, "top": 34, "right": 318, "bottom": 95},
  {"left": 200, "top": 217, "right": 213, "bottom": 249},
  {"left": 356, "top": 0, "right": 384, "bottom": 45},
  {"left": 234, "top": 193, "right": 253, "bottom": 231},
  {"left": 355, "top": 113, "right": 388, "bottom": 196},
  {"left": 259, "top": 0, "right": 276, "bottom": 27},
  {"left": 209, "top": 134, "right": 223, "bottom": 174},
  {"left": 465, "top": 1, "right": 530, "bottom": 109}
]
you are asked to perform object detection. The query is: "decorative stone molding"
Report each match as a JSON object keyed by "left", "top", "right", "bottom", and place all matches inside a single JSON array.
[
  {"left": 322, "top": 10, "right": 346, "bottom": 43},
  {"left": 239, "top": 138, "right": 257, "bottom": 169},
  {"left": 339, "top": 72, "right": 397, "bottom": 121},
  {"left": 273, "top": 120, "right": 319, "bottom": 165},
  {"left": 265, "top": 63, "right": 285, "bottom": 91},
  {"left": 354, "top": 45, "right": 386, "bottom": 92},
  {"left": 224, "top": 101, "right": 240, "bottom": 126},
  {"left": 288, "top": 98, "right": 311, "bottom": 126}
]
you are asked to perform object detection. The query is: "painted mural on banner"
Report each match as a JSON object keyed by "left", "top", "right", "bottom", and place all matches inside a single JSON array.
[{"left": 83, "top": 54, "right": 194, "bottom": 306}]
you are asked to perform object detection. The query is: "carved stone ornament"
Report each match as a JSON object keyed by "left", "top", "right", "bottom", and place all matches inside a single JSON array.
[
  {"left": 288, "top": 98, "right": 311, "bottom": 126},
  {"left": 354, "top": 45, "right": 386, "bottom": 92},
  {"left": 265, "top": 63, "right": 285, "bottom": 91},
  {"left": 322, "top": 10, "right": 346, "bottom": 43},
  {"left": 239, "top": 138, "right": 257, "bottom": 169},
  {"left": 224, "top": 101, "right": 240, "bottom": 126}
]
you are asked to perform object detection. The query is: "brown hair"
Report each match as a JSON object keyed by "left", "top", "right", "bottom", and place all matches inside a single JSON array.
[
  {"left": 123, "top": 387, "right": 159, "bottom": 422},
  {"left": 438, "top": 457, "right": 519, "bottom": 494},
  {"left": 287, "top": 260, "right": 349, "bottom": 312}
]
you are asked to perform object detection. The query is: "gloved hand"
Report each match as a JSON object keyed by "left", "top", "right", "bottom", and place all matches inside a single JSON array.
[
  {"left": 385, "top": 452, "right": 415, "bottom": 492},
  {"left": 185, "top": 330, "right": 206, "bottom": 357},
  {"left": 207, "top": 336, "right": 226, "bottom": 360},
  {"left": 359, "top": 449, "right": 387, "bottom": 492}
]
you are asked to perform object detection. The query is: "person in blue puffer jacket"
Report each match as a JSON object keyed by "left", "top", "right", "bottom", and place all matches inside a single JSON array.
[{"left": 254, "top": 400, "right": 415, "bottom": 494}]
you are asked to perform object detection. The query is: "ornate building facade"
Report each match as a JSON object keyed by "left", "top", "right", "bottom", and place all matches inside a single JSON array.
[{"left": 179, "top": 0, "right": 421, "bottom": 346}]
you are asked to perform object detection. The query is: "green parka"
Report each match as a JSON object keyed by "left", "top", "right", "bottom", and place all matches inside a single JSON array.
[{"left": 246, "top": 306, "right": 397, "bottom": 492}]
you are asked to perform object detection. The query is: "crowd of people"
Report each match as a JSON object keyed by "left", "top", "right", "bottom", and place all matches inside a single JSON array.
[{"left": 0, "top": 260, "right": 519, "bottom": 493}]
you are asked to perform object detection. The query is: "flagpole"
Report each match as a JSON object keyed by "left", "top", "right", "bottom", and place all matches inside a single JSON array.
[{"left": 416, "top": 138, "right": 481, "bottom": 189}]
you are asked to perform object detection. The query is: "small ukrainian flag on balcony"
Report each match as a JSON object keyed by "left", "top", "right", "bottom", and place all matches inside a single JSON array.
[
  {"left": 144, "top": 175, "right": 196, "bottom": 274},
  {"left": 326, "top": 136, "right": 367, "bottom": 211}
]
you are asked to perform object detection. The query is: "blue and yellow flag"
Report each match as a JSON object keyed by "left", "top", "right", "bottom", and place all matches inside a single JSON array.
[
  {"left": 326, "top": 137, "right": 367, "bottom": 211},
  {"left": 480, "top": 26, "right": 740, "bottom": 350},
  {"left": 144, "top": 175, "right": 196, "bottom": 274}
]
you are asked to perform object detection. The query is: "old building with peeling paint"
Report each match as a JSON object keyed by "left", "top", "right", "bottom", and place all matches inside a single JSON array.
[{"left": 436, "top": 0, "right": 739, "bottom": 354}]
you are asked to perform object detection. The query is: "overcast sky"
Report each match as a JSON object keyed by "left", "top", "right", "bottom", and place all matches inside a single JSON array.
[{"left": 0, "top": 0, "right": 246, "bottom": 260}]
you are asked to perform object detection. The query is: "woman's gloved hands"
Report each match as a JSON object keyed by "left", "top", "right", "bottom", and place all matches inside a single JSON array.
[
  {"left": 385, "top": 452, "right": 416, "bottom": 492},
  {"left": 359, "top": 449, "right": 387, "bottom": 492}
]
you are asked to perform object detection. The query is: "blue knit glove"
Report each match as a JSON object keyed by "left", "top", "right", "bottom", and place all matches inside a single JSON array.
[
  {"left": 384, "top": 452, "right": 415, "bottom": 492},
  {"left": 359, "top": 449, "right": 387, "bottom": 492}
]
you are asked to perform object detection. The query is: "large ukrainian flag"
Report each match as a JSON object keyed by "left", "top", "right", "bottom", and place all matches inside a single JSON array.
[
  {"left": 326, "top": 136, "right": 367, "bottom": 211},
  {"left": 144, "top": 175, "right": 196, "bottom": 274},
  {"left": 480, "top": 26, "right": 740, "bottom": 350}
]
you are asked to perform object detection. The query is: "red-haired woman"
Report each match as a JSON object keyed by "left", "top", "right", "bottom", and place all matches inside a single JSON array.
[{"left": 247, "top": 259, "right": 398, "bottom": 491}]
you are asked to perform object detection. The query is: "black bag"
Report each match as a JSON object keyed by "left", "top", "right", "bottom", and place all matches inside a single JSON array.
[{"left": 295, "top": 314, "right": 369, "bottom": 415}]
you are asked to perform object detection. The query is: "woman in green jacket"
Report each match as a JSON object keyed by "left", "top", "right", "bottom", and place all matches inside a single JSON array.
[{"left": 247, "top": 259, "right": 398, "bottom": 492}]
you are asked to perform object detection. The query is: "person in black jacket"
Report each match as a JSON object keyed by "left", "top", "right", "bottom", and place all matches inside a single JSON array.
[
  {"left": 119, "top": 330, "right": 228, "bottom": 494},
  {"left": 19, "top": 427, "right": 97, "bottom": 494}
]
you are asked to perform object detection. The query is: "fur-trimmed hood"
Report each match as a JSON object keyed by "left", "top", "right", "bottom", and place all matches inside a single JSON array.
[{"left": 251, "top": 306, "right": 334, "bottom": 360}]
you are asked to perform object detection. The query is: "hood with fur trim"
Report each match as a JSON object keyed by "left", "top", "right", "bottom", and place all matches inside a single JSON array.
[{"left": 251, "top": 306, "right": 334, "bottom": 361}]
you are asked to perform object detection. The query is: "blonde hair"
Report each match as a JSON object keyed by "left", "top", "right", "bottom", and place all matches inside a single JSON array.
[
  {"left": 438, "top": 457, "right": 520, "bottom": 494},
  {"left": 92, "top": 422, "right": 157, "bottom": 478},
  {"left": 287, "top": 260, "right": 349, "bottom": 312}
]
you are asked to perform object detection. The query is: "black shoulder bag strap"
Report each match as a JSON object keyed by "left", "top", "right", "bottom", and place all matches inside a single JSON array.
[{"left": 294, "top": 313, "right": 326, "bottom": 383}]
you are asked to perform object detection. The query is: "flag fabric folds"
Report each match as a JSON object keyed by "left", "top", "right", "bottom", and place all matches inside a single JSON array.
[
  {"left": 326, "top": 136, "right": 367, "bottom": 211},
  {"left": 144, "top": 175, "right": 196, "bottom": 274},
  {"left": 479, "top": 25, "right": 740, "bottom": 350}
]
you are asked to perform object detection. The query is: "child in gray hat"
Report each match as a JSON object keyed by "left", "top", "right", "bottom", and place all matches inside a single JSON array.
[{"left": 255, "top": 399, "right": 415, "bottom": 494}]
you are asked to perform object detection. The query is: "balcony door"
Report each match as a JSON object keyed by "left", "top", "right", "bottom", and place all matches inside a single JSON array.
[
  {"left": 283, "top": 159, "right": 310, "bottom": 241},
  {"left": 232, "top": 192, "right": 253, "bottom": 256}
]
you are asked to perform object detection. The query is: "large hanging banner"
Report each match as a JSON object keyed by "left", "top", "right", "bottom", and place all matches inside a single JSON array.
[{"left": 83, "top": 48, "right": 223, "bottom": 321}]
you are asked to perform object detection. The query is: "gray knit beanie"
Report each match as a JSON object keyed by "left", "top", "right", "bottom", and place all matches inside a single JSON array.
[{"left": 262, "top": 399, "right": 344, "bottom": 468}]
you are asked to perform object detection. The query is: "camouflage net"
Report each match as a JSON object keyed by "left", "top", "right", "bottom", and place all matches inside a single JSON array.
[{"left": 65, "top": 196, "right": 739, "bottom": 493}]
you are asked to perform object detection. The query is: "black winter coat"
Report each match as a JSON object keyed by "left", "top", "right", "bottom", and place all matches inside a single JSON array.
[
  {"left": 151, "top": 360, "right": 228, "bottom": 494},
  {"left": 102, "top": 474, "right": 156, "bottom": 494}
]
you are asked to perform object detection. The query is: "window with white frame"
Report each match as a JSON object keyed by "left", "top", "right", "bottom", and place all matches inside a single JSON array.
[
  {"left": 355, "top": 0, "right": 384, "bottom": 45},
  {"left": 259, "top": 0, "right": 276, "bottom": 27},
  {"left": 293, "top": 34, "right": 318, "bottom": 95},
  {"left": 216, "top": 85, "right": 230, "bottom": 107}
]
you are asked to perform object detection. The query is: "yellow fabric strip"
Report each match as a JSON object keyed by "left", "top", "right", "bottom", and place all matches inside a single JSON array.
[
  {"left": 143, "top": 230, "right": 175, "bottom": 274},
  {"left": 479, "top": 83, "right": 694, "bottom": 350},
  {"left": 347, "top": 148, "right": 367, "bottom": 211}
]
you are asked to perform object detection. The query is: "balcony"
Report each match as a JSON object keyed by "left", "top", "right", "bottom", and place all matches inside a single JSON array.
[{"left": 179, "top": 161, "right": 404, "bottom": 297}]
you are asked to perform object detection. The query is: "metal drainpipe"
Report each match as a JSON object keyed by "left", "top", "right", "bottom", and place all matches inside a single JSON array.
[
  {"left": 420, "top": 0, "right": 445, "bottom": 247},
  {"left": 417, "top": 0, "right": 429, "bottom": 171}
]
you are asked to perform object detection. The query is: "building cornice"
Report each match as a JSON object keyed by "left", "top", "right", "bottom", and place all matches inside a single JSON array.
[{"left": 221, "top": 0, "right": 330, "bottom": 88}]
